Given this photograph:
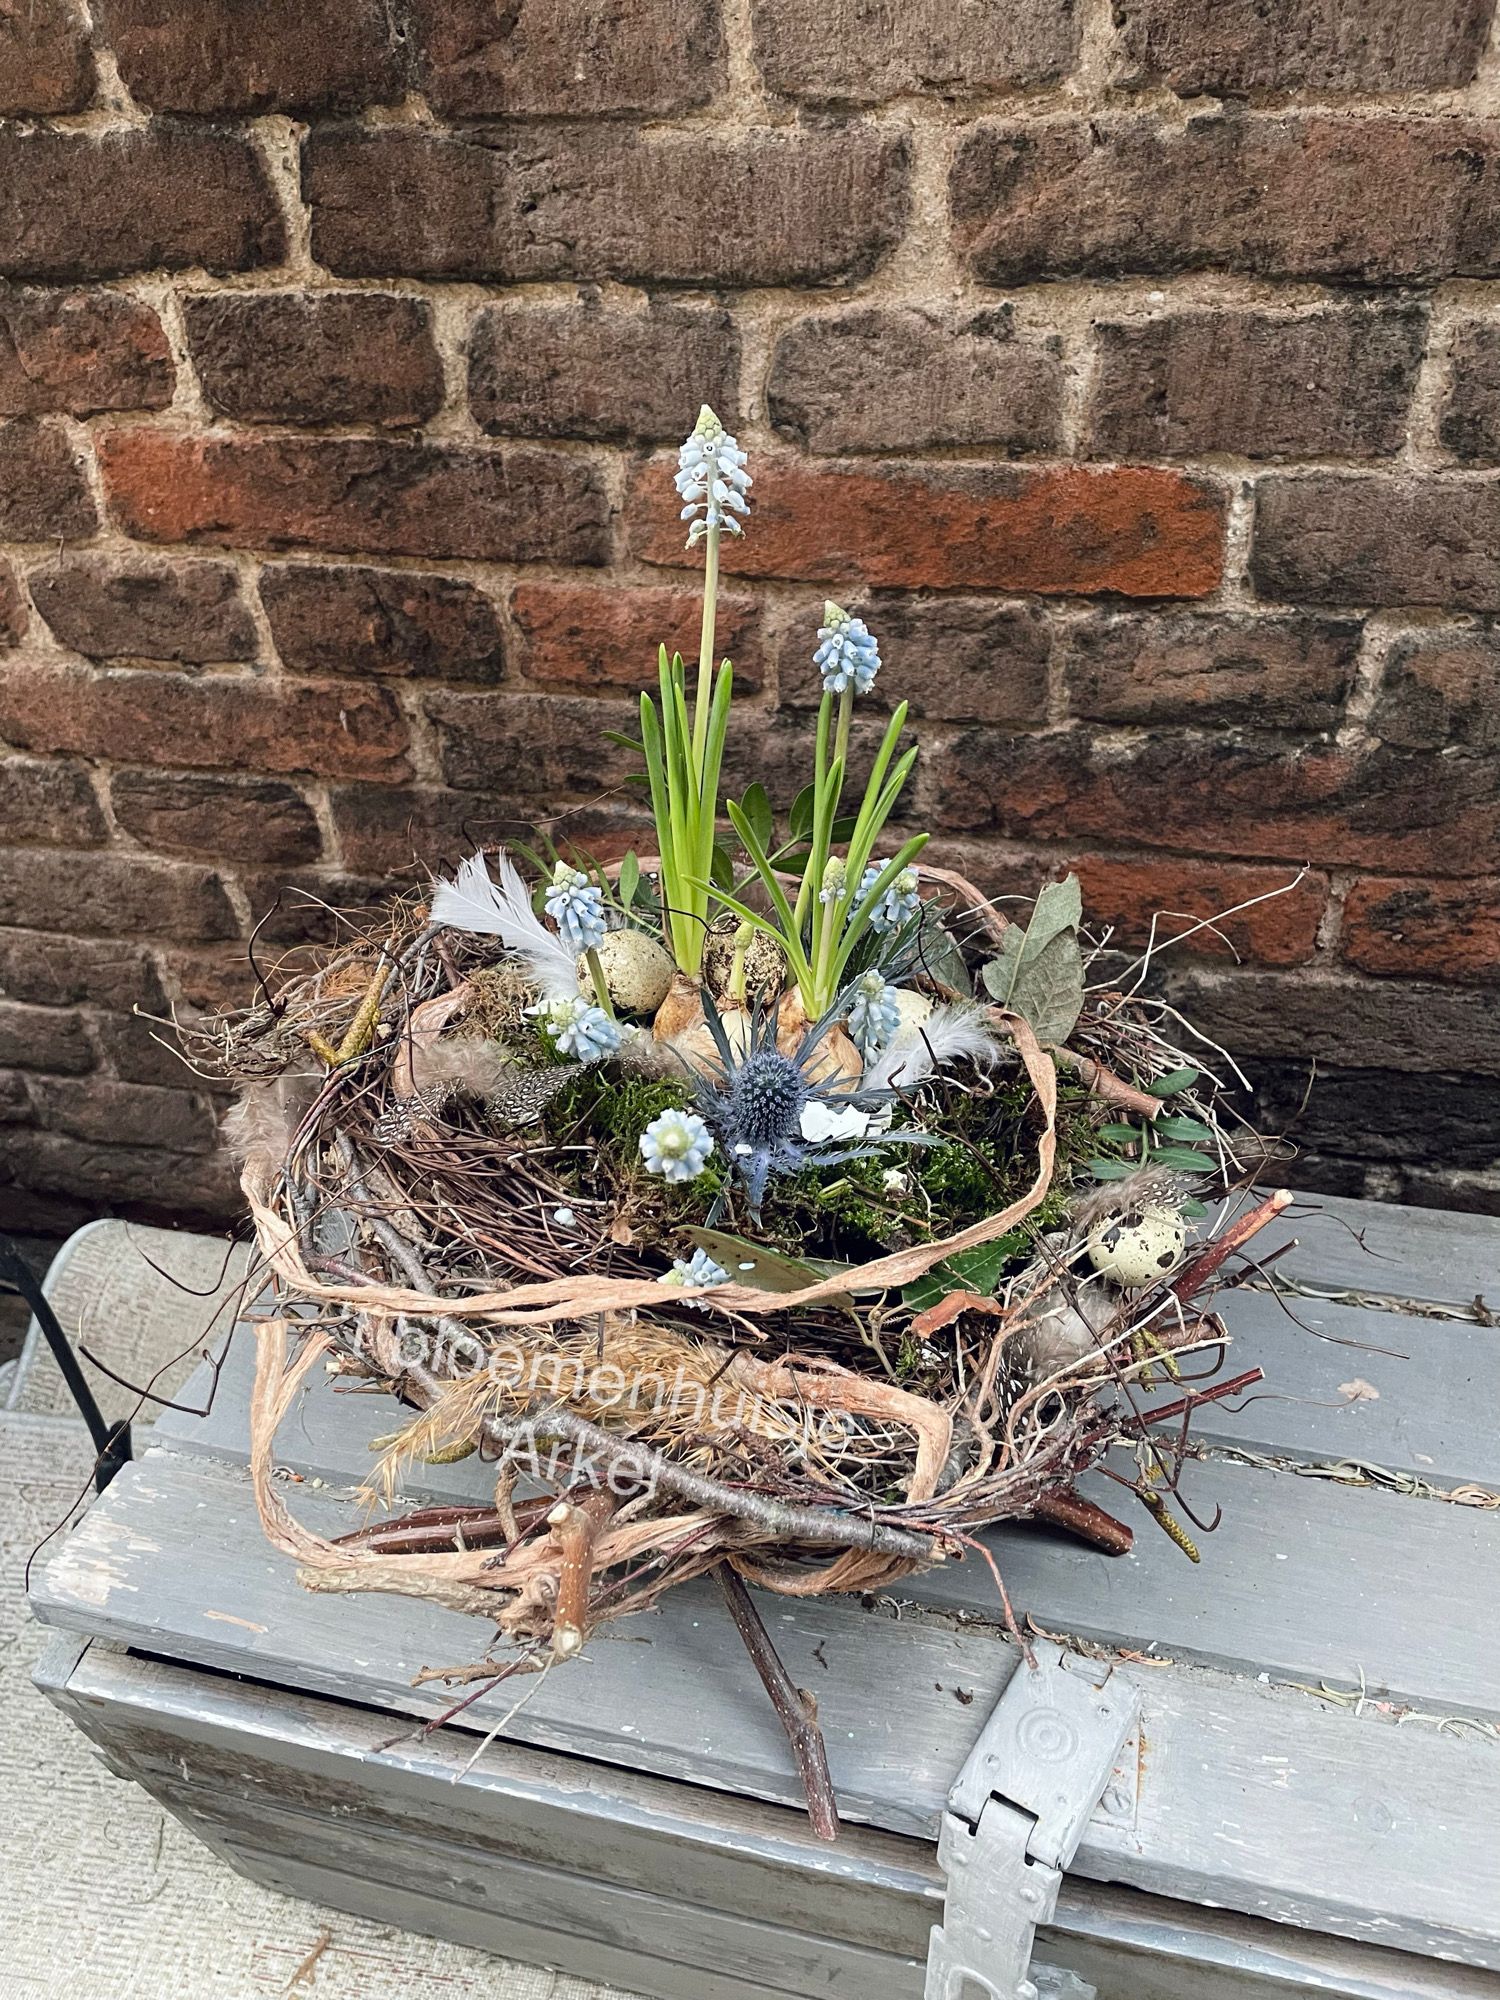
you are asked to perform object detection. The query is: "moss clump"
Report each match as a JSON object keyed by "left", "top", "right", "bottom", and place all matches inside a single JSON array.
[{"left": 462, "top": 964, "right": 534, "bottom": 1041}]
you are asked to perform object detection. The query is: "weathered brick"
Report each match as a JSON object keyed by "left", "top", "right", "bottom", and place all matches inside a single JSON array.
[
  {"left": 0, "top": 290, "right": 172, "bottom": 417},
  {"left": 411, "top": 0, "right": 722, "bottom": 117},
  {"left": 261, "top": 563, "right": 504, "bottom": 683},
  {"left": 185, "top": 293, "right": 444, "bottom": 428},
  {"left": 1115, "top": 0, "right": 1495, "bottom": 95},
  {"left": 632, "top": 453, "right": 1225, "bottom": 598},
  {"left": 951, "top": 116, "right": 1500, "bottom": 286},
  {"left": 1251, "top": 1063, "right": 1500, "bottom": 1171},
  {"left": 0, "top": 1124, "right": 241, "bottom": 1213},
  {"left": 1165, "top": 966, "right": 1500, "bottom": 1077},
  {"left": 752, "top": 0, "right": 1078, "bottom": 101},
  {"left": 232, "top": 870, "right": 391, "bottom": 948},
  {"left": 0, "top": 127, "right": 284, "bottom": 281},
  {"left": 30, "top": 557, "right": 257, "bottom": 664},
  {"left": 0, "top": 0, "right": 93, "bottom": 112},
  {"left": 305, "top": 125, "right": 909, "bottom": 288},
  {"left": 30, "top": 1074, "right": 218, "bottom": 1152},
  {"left": 1087, "top": 306, "right": 1425, "bottom": 461},
  {"left": 0, "top": 1000, "right": 92, "bottom": 1074},
  {"left": 0, "top": 755, "right": 104, "bottom": 846},
  {"left": 1399, "top": 1165, "right": 1500, "bottom": 1213},
  {"left": 329, "top": 783, "right": 522, "bottom": 874},
  {"left": 112, "top": 771, "right": 323, "bottom": 865},
  {"left": 91, "top": 1006, "right": 220, "bottom": 1088},
  {"left": 95, "top": 0, "right": 407, "bottom": 112},
  {"left": 0, "top": 663, "right": 411, "bottom": 783},
  {"left": 1062, "top": 612, "right": 1360, "bottom": 731},
  {"left": 1341, "top": 877, "right": 1500, "bottom": 985},
  {"left": 1254, "top": 476, "right": 1500, "bottom": 611},
  {"left": 0, "top": 929, "right": 165, "bottom": 1010},
  {"left": 782, "top": 597, "right": 1051, "bottom": 725},
  {"left": 430, "top": 691, "right": 639, "bottom": 797},
  {"left": 1369, "top": 633, "right": 1500, "bottom": 753},
  {"left": 0, "top": 1071, "right": 28, "bottom": 1122},
  {"left": 0, "top": 419, "right": 95, "bottom": 540},
  {"left": 0, "top": 848, "right": 238, "bottom": 941},
  {"left": 510, "top": 582, "right": 761, "bottom": 694},
  {"left": 98, "top": 430, "right": 609, "bottom": 565},
  {"left": 926, "top": 729, "right": 1500, "bottom": 876},
  {"left": 1439, "top": 321, "right": 1500, "bottom": 463},
  {"left": 768, "top": 308, "right": 1063, "bottom": 456},
  {"left": 0, "top": 558, "right": 21, "bottom": 646},
  {"left": 1069, "top": 854, "right": 1328, "bottom": 967},
  {"left": 468, "top": 304, "right": 738, "bottom": 444}
]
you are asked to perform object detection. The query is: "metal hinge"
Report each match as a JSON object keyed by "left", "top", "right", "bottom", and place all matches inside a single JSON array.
[{"left": 925, "top": 1641, "right": 1140, "bottom": 2000}]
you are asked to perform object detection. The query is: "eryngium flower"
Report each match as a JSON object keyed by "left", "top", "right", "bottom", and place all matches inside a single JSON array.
[
  {"left": 814, "top": 601, "right": 880, "bottom": 696},
  {"left": 846, "top": 970, "right": 902, "bottom": 1056},
  {"left": 860, "top": 862, "right": 921, "bottom": 932},
  {"left": 640, "top": 1107, "right": 716, "bottom": 1182},
  {"left": 544, "top": 862, "right": 607, "bottom": 955},
  {"left": 528, "top": 994, "right": 621, "bottom": 1064},
  {"left": 659, "top": 1247, "right": 730, "bottom": 1295},
  {"left": 675, "top": 404, "right": 751, "bottom": 548}
]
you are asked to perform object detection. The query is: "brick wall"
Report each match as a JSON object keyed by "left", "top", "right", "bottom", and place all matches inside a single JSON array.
[{"left": 3, "top": 0, "right": 1500, "bottom": 1292}]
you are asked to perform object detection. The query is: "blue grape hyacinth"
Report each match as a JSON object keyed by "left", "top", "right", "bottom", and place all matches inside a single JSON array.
[
  {"left": 658, "top": 1247, "right": 730, "bottom": 1300},
  {"left": 544, "top": 863, "right": 607, "bottom": 955},
  {"left": 675, "top": 405, "right": 751, "bottom": 548},
  {"left": 814, "top": 602, "right": 881, "bottom": 696},
  {"left": 640, "top": 1107, "right": 716, "bottom": 1183},
  {"left": 529, "top": 995, "right": 621, "bottom": 1064},
  {"left": 860, "top": 863, "right": 921, "bottom": 933},
  {"left": 846, "top": 970, "right": 902, "bottom": 1057}
]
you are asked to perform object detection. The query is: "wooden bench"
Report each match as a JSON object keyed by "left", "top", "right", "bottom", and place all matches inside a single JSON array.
[{"left": 26, "top": 1194, "right": 1500, "bottom": 1999}]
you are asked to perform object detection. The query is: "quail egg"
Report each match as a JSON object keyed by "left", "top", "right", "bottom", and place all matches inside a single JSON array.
[
  {"left": 577, "top": 929, "right": 674, "bottom": 1016},
  {"left": 1086, "top": 1203, "right": 1188, "bottom": 1290}
]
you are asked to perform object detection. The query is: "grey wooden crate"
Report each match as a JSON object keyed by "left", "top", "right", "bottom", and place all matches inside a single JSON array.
[{"left": 26, "top": 1193, "right": 1500, "bottom": 2000}]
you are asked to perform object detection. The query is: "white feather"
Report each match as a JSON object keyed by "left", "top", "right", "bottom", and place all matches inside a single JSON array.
[
  {"left": 863, "top": 1000, "right": 1003, "bottom": 1093},
  {"left": 429, "top": 849, "right": 579, "bottom": 1001}
]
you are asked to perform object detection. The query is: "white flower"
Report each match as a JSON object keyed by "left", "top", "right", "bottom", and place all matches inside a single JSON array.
[
  {"left": 814, "top": 602, "right": 880, "bottom": 696},
  {"left": 846, "top": 970, "right": 902, "bottom": 1056},
  {"left": 860, "top": 863, "right": 921, "bottom": 933},
  {"left": 640, "top": 1107, "right": 716, "bottom": 1182},
  {"left": 799, "top": 1100, "right": 874, "bottom": 1145},
  {"left": 528, "top": 995, "right": 621, "bottom": 1064},
  {"left": 882, "top": 1167, "right": 908, "bottom": 1194},
  {"left": 817, "top": 855, "right": 848, "bottom": 907},
  {"left": 658, "top": 1247, "right": 730, "bottom": 1297},
  {"left": 544, "top": 862, "right": 607, "bottom": 955},
  {"left": 675, "top": 404, "right": 751, "bottom": 547}
]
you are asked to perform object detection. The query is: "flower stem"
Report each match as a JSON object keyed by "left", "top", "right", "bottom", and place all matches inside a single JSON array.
[
  {"left": 584, "top": 947, "right": 616, "bottom": 1020},
  {"left": 692, "top": 520, "right": 720, "bottom": 778}
]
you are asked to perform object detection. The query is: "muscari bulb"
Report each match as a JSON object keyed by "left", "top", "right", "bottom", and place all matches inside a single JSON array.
[
  {"left": 726, "top": 1047, "right": 808, "bottom": 1148},
  {"left": 675, "top": 404, "right": 751, "bottom": 548},
  {"left": 529, "top": 994, "right": 621, "bottom": 1064},
  {"left": 640, "top": 1107, "right": 716, "bottom": 1183},
  {"left": 814, "top": 601, "right": 881, "bottom": 696},
  {"left": 861, "top": 863, "right": 921, "bottom": 933},
  {"left": 846, "top": 970, "right": 902, "bottom": 1056},
  {"left": 544, "top": 862, "right": 607, "bottom": 955}
]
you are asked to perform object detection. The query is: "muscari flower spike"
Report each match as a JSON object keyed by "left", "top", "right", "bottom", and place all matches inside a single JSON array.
[
  {"left": 860, "top": 862, "right": 921, "bottom": 933},
  {"left": 544, "top": 862, "right": 607, "bottom": 955},
  {"left": 814, "top": 601, "right": 881, "bottom": 696},
  {"left": 658, "top": 1247, "right": 730, "bottom": 1297},
  {"left": 528, "top": 994, "right": 621, "bottom": 1064},
  {"left": 675, "top": 404, "right": 751, "bottom": 548},
  {"left": 818, "top": 855, "right": 848, "bottom": 907},
  {"left": 846, "top": 970, "right": 902, "bottom": 1057},
  {"left": 640, "top": 1107, "right": 716, "bottom": 1183}
]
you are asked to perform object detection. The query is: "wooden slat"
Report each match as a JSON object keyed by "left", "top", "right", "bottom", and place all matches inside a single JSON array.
[
  {"left": 28, "top": 1448, "right": 1500, "bottom": 1967},
  {"left": 1273, "top": 1193, "right": 1500, "bottom": 1310}
]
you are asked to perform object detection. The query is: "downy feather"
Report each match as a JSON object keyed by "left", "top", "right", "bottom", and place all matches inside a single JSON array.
[
  {"left": 223, "top": 1072, "right": 319, "bottom": 1174},
  {"left": 429, "top": 849, "right": 579, "bottom": 1001},
  {"left": 862, "top": 1001, "right": 1003, "bottom": 1093}
]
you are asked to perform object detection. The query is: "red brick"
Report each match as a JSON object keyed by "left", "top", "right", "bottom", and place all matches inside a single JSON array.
[
  {"left": 951, "top": 116, "right": 1500, "bottom": 286},
  {"left": 926, "top": 729, "right": 1500, "bottom": 877},
  {"left": 0, "top": 559, "right": 24, "bottom": 647},
  {"left": 411, "top": 0, "right": 722, "bottom": 117},
  {"left": 1062, "top": 612, "right": 1360, "bottom": 731},
  {"left": 328, "top": 783, "right": 522, "bottom": 874},
  {"left": 468, "top": 304, "right": 739, "bottom": 443},
  {"left": 429, "top": 691, "right": 639, "bottom": 797},
  {"left": 1341, "top": 877, "right": 1500, "bottom": 985},
  {"left": 98, "top": 429, "right": 609, "bottom": 565},
  {"left": 631, "top": 453, "right": 1225, "bottom": 599},
  {"left": 1369, "top": 633, "right": 1500, "bottom": 753},
  {"left": 30, "top": 557, "right": 257, "bottom": 664},
  {"left": 0, "top": 1000, "right": 92, "bottom": 1074},
  {"left": 767, "top": 308, "right": 1063, "bottom": 456},
  {"left": 0, "top": 663, "right": 411, "bottom": 782},
  {"left": 29, "top": 1073, "right": 218, "bottom": 1151},
  {"left": 0, "top": 0, "right": 93, "bottom": 111},
  {"left": 0, "top": 419, "right": 95, "bottom": 540},
  {"left": 780, "top": 596, "right": 1051, "bottom": 725},
  {"left": 185, "top": 293, "right": 443, "bottom": 428},
  {"left": 1254, "top": 476, "right": 1500, "bottom": 611},
  {"left": 510, "top": 582, "right": 762, "bottom": 694},
  {"left": 305, "top": 125, "right": 909, "bottom": 288},
  {"left": 751, "top": 0, "right": 1078, "bottom": 101},
  {"left": 1115, "top": 0, "right": 1495, "bottom": 94},
  {"left": 0, "top": 290, "right": 172, "bottom": 417},
  {"left": 0, "top": 848, "right": 238, "bottom": 941},
  {"left": 1087, "top": 306, "right": 1425, "bottom": 461},
  {"left": 0, "top": 127, "right": 284, "bottom": 281},
  {"left": 0, "top": 755, "right": 104, "bottom": 846},
  {"left": 95, "top": 0, "right": 408, "bottom": 112},
  {"left": 1439, "top": 321, "right": 1500, "bottom": 463},
  {"left": 91, "top": 1006, "right": 226, "bottom": 1088},
  {"left": 0, "top": 929, "right": 166, "bottom": 1010},
  {"left": 111, "top": 771, "right": 323, "bottom": 865},
  {"left": 1069, "top": 854, "right": 1328, "bottom": 967},
  {"left": 261, "top": 563, "right": 504, "bottom": 682},
  {"left": 231, "top": 870, "right": 392, "bottom": 948}
]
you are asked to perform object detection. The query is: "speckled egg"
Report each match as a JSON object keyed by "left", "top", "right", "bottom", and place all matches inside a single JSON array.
[
  {"left": 577, "top": 929, "right": 674, "bottom": 1016},
  {"left": 891, "top": 989, "right": 934, "bottom": 1038},
  {"left": 1086, "top": 1203, "right": 1187, "bottom": 1289}
]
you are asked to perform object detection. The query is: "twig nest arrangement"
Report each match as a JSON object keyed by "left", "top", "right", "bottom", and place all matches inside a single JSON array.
[{"left": 189, "top": 406, "right": 1298, "bottom": 1837}]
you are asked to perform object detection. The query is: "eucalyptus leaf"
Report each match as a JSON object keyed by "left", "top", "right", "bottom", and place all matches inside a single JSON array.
[
  {"left": 1143, "top": 1144, "right": 1216, "bottom": 1174},
  {"left": 1155, "top": 1114, "right": 1214, "bottom": 1144},
  {"left": 686, "top": 1228, "right": 857, "bottom": 1309},
  {"left": 1088, "top": 1156, "right": 1134, "bottom": 1180},
  {"left": 1148, "top": 1067, "right": 1201, "bottom": 1098}
]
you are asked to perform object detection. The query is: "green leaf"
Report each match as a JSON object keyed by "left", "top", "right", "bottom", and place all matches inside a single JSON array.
[
  {"left": 738, "top": 783, "right": 774, "bottom": 854},
  {"left": 788, "top": 783, "right": 817, "bottom": 841},
  {"left": 710, "top": 841, "right": 735, "bottom": 892},
  {"left": 1023, "top": 875, "right": 1083, "bottom": 960},
  {"left": 686, "top": 1228, "right": 856, "bottom": 1309},
  {"left": 914, "top": 906, "right": 972, "bottom": 998},
  {"left": 1148, "top": 1066, "right": 1200, "bottom": 1098},
  {"left": 1143, "top": 1144, "right": 1216, "bottom": 1174},
  {"left": 1007, "top": 928, "right": 1085, "bottom": 1047},
  {"left": 617, "top": 851, "right": 640, "bottom": 912},
  {"left": 1094, "top": 1122, "right": 1143, "bottom": 1146},
  {"left": 901, "top": 1234, "right": 1025, "bottom": 1313},
  {"left": 603, "top": 731, "right": 646, "bottom": 757},
  {"left": 1155, "top": 1115, "right": 1214, "bottom": 1144},
  {"left": 1088, "top": 1156, "right": 1134, "bottom": 1180}
]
